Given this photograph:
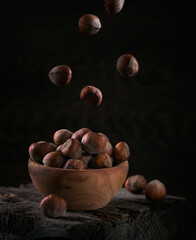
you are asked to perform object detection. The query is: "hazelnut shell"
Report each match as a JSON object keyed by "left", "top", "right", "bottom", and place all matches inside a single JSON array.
[
  {"left": 80, "top": 86, "right": 103, "bottom": 107},
  {"left": 104, "top": 0, "right": 125, "bottom": 14},
  {"left": 40, "top": 194, "right": 67, "bottom": 218},
  {"left": 145, "top": 179, "right": 167, "bottom": 201},
  {"left": 78, "top": 14, "right": 101, "bottom": 35},
  {"left": 92, "top": 153, "right": 112, "bottom": 169},
  {"left": 81, "top": 132, "right": 107, "bottom": 154},
  {"left": 49, "top": 65, "right": 72, "bottom": 87},
  {"left": 116, "top": 54, "right": 139, "bottom": 78},
  {"left": 61, "top": 138, "right": 82, "bottom": 159},
  {"left": 63, "top": 159, "right": 85, "bottom": 170},
  {"left": 125, "top": 175, "right": 147, "bottom": 193}
]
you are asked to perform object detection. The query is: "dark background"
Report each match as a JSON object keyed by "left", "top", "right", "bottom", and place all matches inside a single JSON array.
[{"left": 0, "top": 0, "right": 195, "bottom": 237}]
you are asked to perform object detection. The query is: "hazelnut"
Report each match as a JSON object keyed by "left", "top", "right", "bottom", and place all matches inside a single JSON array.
[
  {"left": 78, "top": 14, "right": 101, "bottom": 35},
  {"left": 79, "top": 154, "right": 93, "bottom": 168},
  {"left": 145, "top": 179, "right": 167, "bottom": 201},
  {"left": 37, "top": 141, "right": 57, "bottom": 149},
  {"left": 42, "top": 151, "right": 65, "bottom": 168},
  {"left": 61, "top": 138, "right": 82, "bottom": 159},
  {"left": 56, "top": 144, "right": 63, "bottom": 152},
  {"left": 49, "top": 143, "right": 57, "bottom": 149},
  {"left": 29, "top": 142, "right": 56, "bottom": 162},
  {"left": 98, "top": 133, "right": 110, "bottom": 142},
  {"left": 40, "top": 194, "right": 67, "bottom": 218},
  {"left": 113, "top": 141, "right": 130, "bottom": 161},
  {"left": 71, "top": 128, "right": 92, "bottom": 141},
  {"left": 104, "top": 0, "right": 125, "bottom": 14},
  {"left": 92, "top": 153, "right": 112, "bottom": 168},
  {"left": 49, "top": 65, "right": 72, "bottom": 87},
  {"left": 81, "top": 132, "right": 107, "bottom": 154},
  {"left": 53, "top": 129, "right": 73, "bottom": 146},
  {"left": 125, "top": 175, "right": 147, "bottom": 193},
  {"left": 63, "top": 159, "right": 85, "bottom": 170},
  {"left": 103, "top": 141, "right": 113, "bottom": 156},
  {"left": 116, "top": 54, "right": 139, "bottom": 78},
  {"left": 80, "top": 86, "right": 103, "bottom": 107}
]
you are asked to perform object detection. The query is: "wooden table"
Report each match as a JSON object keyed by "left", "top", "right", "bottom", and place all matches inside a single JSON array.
[{"left": 0, "top": 183, "right": 193, "bottom": 240}]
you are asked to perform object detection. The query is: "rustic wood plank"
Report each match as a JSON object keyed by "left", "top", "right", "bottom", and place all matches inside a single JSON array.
[{"left": 0, "top": 183, "right": 192, "bottom": 240}]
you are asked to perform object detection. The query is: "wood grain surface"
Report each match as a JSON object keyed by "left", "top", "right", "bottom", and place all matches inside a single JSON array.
[{"left": 0, "top": 183, "right": 193, "bottom": 240}]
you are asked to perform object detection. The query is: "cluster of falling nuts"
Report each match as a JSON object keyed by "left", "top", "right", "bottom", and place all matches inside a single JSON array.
[
  {"left": 48, "top": 1, "right": 139, "bottom": 107},
  {"left": 124, "top": 174, "right": 167, "bottom": 201},
  {"left": 29, "top": 127, "right": 130, "bottom": 171}
]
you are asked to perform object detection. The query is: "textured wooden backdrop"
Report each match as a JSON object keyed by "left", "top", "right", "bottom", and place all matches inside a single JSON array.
[{"left": 0, "top": 1, "right": 195, "bottom": 235}]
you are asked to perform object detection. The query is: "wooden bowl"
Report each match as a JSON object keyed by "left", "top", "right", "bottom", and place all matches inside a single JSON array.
[{"left": 28, "top": 158, "right": 129, "bottom": 210}]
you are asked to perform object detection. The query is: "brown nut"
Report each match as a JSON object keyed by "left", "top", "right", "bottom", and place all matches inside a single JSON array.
[
  {"left": 125, "top": 175, "right": 147, "bottom": 193},
  {"left": 145, "top": 179, "right": 167, "bottom": 201},
  {"left": 78, "top": 14, "right": 101, "bottom": 35},
  {"left": 113, "top": 141, "right": 130, "bottom": 161},
  {"left": 71, "top": 128, "right": 92, "bottom": 141},
  {"left": 81, "top": 132, "right": 107, "bottom": 154},
  {"left": 56, "top": 144, "right": 63, "bottom": 152},
  {"left": 40, "top": 194, "right": 67, "bottom": 218},
  {"left": 53, "top": 129, "right": 73, "bottom": 146},
  {"left": 79, "top": 154, "right": 93, "bottom": 168},
  {"left": 42, "top": 151, "right": 65, "bottom": 168},
  {"left": 63, "top": 159, "right": 85, "bottom": 170},
  {"left": 49, "top": 143, "right": 57, "bottom": 149},
  {"left": 80, "top": 86, "right": 103, "bottom": 107},
  {"left": 37, "top": 141, "right": 57, "bottom": 149},
  {"left": 29, "top": 142, "right": 56, "bottom": 162},
  {"left": 116, "top": 54, "right": 139, "bottom": 78},
  {"left": 92, "top": 153, "right": 112, "bottom": 168},
  {"left": 61, "top": 138, "right": 82, "bottom": 159},
  {"left": 49, "top": 65, "right": 72, "bottom": 87},
  {"left": 104, "top": 0, "right": 125, "bottom": 14},
  {"left": 98, "top": 133, "right": 110, "bottom": 142},
  {"left": 103, "top": 141, "right": 113, "bottom": 156}
]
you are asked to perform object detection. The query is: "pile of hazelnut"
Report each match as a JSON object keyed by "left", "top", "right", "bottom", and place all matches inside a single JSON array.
[
  {"left": 29, "top": 127, "right": 130, "bottom": 218},
  {"left": 29, "top": 127, "right": 130, "bottom": 170},
  {"left": 124, "top": 174, "right": 167, "bottom": 201}
]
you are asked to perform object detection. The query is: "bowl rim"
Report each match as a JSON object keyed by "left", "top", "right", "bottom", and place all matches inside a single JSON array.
[{"left": 28, "top": 157, "right": 128, "bottom": 173}]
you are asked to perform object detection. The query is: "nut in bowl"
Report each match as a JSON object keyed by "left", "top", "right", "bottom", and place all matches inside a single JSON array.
[{"left": 28, "top": 158, "right": 128, "bottom": 210}]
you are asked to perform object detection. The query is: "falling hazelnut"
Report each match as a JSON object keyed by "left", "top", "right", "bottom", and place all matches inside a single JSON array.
[
  {"left": 92, "top": 153, "right": 112, "bottom": 168},
  {"left": 145, "top": 179, "right": 167, "bottom": 201},
  {"left": 42, "top": 151, "right": 65, "bottom": 168},
  {"left": 29, "top": 142, "right": 56, "bottom": 162},
  {"left": 125, "top": 175, "right": 147, "bottom": 193},
  {"left": 104, "top": 0, "right": 125, "bottom": 14},
  {"left": 63, "top": 159, "right": 85, "bottom": 170},
  {"left": 113, "top": 141, "right": 130, "bottom": 161},
  {"left": 71, "top": 128, "right": 92, "bottom": 141},
  {"left": 53, "top": 129, "right": 73, "bottom": 146},
  {"left": 81, "top": 132, "right": 107, "bottom": 154},
  {"left": 61, "top": 138, "right": 82, "bottom": 159},
  {"left": 116, "top": 54, "right": 139, "bottom": 78},
  {"left": 78, "top": 14, "right": 101, "bottom": 35},
  {"left": 40, "top": 194, "right": 67, "bottom": 218},
  {"left": 80, "top": 85, "right": 103, "bottom": 107},
  {"left": 49, "top": 65, "right": 72, "bottom": 87}
]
